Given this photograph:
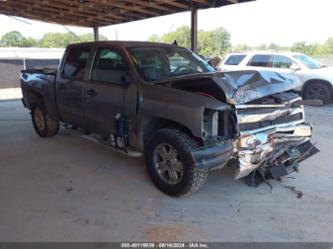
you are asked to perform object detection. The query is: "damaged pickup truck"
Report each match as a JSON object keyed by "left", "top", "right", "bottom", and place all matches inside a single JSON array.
[{"left": 21, "top": 41, "right": 319, "bottom": 196}]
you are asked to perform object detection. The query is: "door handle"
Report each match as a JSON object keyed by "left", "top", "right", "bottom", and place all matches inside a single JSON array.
[
  {"left": 86, "top": 88, "right": 97, "bottom": 97},
  {"left": 58, "top": 83, "right": 66, "bottom": 89}
]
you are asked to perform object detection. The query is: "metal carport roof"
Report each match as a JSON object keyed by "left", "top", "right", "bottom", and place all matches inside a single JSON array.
[
  {"left": 0, "top": 0, "right": 254, "bottom": 51},
  {"left": 0, "top": 0, "right": 252, "bottom": 27}
]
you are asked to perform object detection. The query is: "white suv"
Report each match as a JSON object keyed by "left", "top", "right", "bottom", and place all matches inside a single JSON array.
[{"left": 217, "top": 52, "right": 333, "bottom": 104}]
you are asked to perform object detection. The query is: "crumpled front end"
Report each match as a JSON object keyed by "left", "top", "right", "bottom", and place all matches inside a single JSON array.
[
  {"left": 233, "top": 92, "right": 319, "bottom": 181},
  {"left": 187, "top": 70, "right": 318, "bottom": 182}
]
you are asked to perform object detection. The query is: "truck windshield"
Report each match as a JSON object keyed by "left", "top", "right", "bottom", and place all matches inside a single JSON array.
[
  {"left": 128, "top": 46, "right": 214, "bottom": 82},
  {"left": 293, "top": 54, "right": 324, "bottom": 69}
]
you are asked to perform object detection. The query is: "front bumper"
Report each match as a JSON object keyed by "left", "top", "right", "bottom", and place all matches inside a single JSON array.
[
  {"left": 190, "top": 122, "right": 319, "bottom": 181},
  {"left": 234, "top": 123, "right": 318, "bottom": 179},
  {"left": 190, "top": 141, "right": 234, "bottom": 171}
]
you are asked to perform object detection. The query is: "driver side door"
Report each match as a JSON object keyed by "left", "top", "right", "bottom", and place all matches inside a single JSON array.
[{"left": 83, "top": 46, "right": 136, "bottom": 136}]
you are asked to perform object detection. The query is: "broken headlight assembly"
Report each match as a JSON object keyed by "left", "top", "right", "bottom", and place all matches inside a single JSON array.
[{"left": 203, "top": 109, "right": 219, "bottom": 138}]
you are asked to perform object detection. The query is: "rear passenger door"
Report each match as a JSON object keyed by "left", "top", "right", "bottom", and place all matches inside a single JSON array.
[
  {"left": 83, "top": 46, "right": 136, "bottom": 135},
  {"left": 246, "top": 54, "right": 273, "bottom": 70},
  {"left": 56, "top": 45, "right": 92, "bottom": 127},
  {"left": 271, "top": 55, "right": 297, "bottom": 73}
]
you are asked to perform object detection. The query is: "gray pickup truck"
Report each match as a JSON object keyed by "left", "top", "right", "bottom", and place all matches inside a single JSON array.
[{"left": 21, "top": 41, "right": 318, "bottom": 196}]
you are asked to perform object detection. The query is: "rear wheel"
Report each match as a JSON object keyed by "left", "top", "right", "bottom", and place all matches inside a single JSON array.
[
  {"left": 303, "top": 82, "right": 332, "bottom": 105},
  {"left": 145, "top": 128, "right": 208, "bottom": 197},
  {"left": 32, "top": 106, "right": 59, "bottom": 137}
]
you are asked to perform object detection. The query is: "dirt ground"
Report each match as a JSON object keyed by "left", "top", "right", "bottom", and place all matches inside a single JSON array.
[{"left": 0, "top": 100, "right": 332, "bottom": 242}]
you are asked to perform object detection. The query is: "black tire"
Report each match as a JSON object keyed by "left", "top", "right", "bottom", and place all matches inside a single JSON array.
[
  {"left": 145, "top": 128, "right": 208, "bottom": 197},
  {"left": 303, "top": 82, "right": 332, "bottom": 105},
  {"left": 31, "top": 105, "right": 59, "bottom": 137}
]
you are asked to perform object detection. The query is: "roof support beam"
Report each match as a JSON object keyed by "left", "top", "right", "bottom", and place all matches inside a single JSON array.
[
  {"left": 191, "top": 6, "right": 198, "bottom": 53},
  {"left": 93, "top": 26, "right": 99, "bottom": 41}
]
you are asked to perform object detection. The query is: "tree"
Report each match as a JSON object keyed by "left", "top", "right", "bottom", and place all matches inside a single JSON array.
[
  {"left": 210, "top": 27, "right": 231, "bottom": 56},
  {"left": 160, "top": 26, "right": 191, "bottom": 48},
  {"left": 232, "top": 44, "right": 252, "bottom": 52},
  {"left": 324, "top": 37, "right": 333, "bottom": 55},
  {"left": 291, "top": 41, "right": 322, "bottom": 57},
  {"left": 78, "top": 33, "right": 108, "bottom": 42},
  {"left": 0, "top": 31, "right": 36, "bottom": 47},
  {"left": 38, "top": 32, "right": 78, "bottom": 48},
  {"left": 21, "top": 37, "right": 37, "bottom": 47},
  {"left": 148, "top": 34, "right": 160, "bottom": 42},
  {"left": 0, "top": 30, "right": 109, "bottom": 48},
  {"left": 37, "top": 32, "right": 108, "bottom": 48},
  {"left": 147, "top": 26, "right": 231, "bottom": 57}
]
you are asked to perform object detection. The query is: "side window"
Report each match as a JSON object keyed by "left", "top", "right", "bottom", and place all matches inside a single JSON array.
[
  {"left": 248, "top": 54, "right": 273, "bottom": 67},
  {"left": 91, "top": 47, "right": 129, "bottom": 84},
  {"left": 273, "top": 55, "right": 293, "bottom": 69},
  {"left": 224, "top": 55, "right": 246, "bottom": 65},
  {"left": 63, "top": 46, "right": 91, "bottom": 79}
]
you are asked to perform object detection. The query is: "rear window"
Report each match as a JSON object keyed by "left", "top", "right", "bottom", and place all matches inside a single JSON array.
[
  {"left": 248, "top": 54, "right": 273, "bottom": 67},
  {"left": 224, "top": 55, "right": 246, "bottom": 65},
  {"left": 63, "top": 46, "right": 91, "bottom": 79}
]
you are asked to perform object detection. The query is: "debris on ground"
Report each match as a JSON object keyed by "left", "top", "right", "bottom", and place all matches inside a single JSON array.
[
  {"left": 282, "top": 185, "right": 303, "bottom": 199},
  {"left": 66, "top": 187, "right": 73, "bottom": 192}
]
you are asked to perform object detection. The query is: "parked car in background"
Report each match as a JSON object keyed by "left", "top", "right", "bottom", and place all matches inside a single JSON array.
[{"left": 218, "top": 52, "right": 333, "bottom": 104}]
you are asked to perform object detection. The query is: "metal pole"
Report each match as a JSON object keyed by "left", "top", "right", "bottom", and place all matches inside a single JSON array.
[
  {"left": 93, "top": 26, "right": 99, "bottom": 41},
  {"left": 191, "top": 6, "right": 198, "bottom": 53}
]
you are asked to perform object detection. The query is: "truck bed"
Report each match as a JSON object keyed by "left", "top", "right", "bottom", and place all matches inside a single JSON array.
[{"left": 20, "top": 68, "right": 58, "bottom": 120}]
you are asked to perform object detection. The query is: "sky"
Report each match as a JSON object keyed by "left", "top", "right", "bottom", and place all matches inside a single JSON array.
[{"left": 0, "top": 0, "right": 333, "bottom": 46}]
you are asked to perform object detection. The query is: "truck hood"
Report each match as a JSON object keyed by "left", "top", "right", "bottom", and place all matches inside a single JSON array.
[
  {"left": 213, "top": 70, "right": 302, "bottom": 104},
  {"left": 158, "top": 70, "right": 302, "bottom": 105}
]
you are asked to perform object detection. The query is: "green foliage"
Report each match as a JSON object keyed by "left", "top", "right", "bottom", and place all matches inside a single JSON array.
[
  {"left": 148, "top": 34, "right": 160, "bottom": 42},
  {"left": 37, "top": 32, "right": 108, "bottom": 48},
  {"left": 325, "top": 38, "right": 333, "bottom": 55},
  {"left": 291, "top": 41, "right": 319, "bottom": 56},
  {"left": 0, "top": 30, "right": 108, "bottom": 48},
  {"left": 2, "top": 29, "right": 333, "bottom": 58},
  {"left": 232, "top": 39, "right": 333, "bottom": 58},
  {"left": 0, "top": 31, "right": 37, "bottom": 47},
  {"left": 37, "top": 32, "right": 79, "bottom": 48},
  {"left": 148, "top": 26, "right": 231, "bottom": 57},
  {"left": 161, "top": 26, "right": 191, "bottom": 48}
]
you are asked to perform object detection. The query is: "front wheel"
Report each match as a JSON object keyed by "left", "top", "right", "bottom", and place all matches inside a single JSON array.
[
  {"left": 145, "top": 128, "right": 208, "bottom": 197},
  {"left": 31, "top": 105, "right": 59, "bottom": 137}
]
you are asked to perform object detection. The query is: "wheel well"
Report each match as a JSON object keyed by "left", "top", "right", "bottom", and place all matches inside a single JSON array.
[
  {"left": 141, "top": 117, "right": 202, "bottom": 148},
  {"left": 302, "top": 79, "right": 333, "bottom": 98},
  {"left": 26, "top": 91, "right": 44, "bottom": 109}
]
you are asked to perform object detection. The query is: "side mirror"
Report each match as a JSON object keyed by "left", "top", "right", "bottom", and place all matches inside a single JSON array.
[{"left": 290, "top": 64, "right": 301, "bottom": 71}]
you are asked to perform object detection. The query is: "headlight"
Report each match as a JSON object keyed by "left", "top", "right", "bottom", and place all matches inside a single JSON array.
[
  {"left": 237, "top": 133, "right": 270, "bottom": 149},
  {"left": 238, "top": 134, "right": 260, "bottom": 148}
]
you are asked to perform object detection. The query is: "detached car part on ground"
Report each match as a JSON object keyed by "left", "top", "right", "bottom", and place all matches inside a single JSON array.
[{"left": 21, "top": 42, "right": 319, "bottom": 197}]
